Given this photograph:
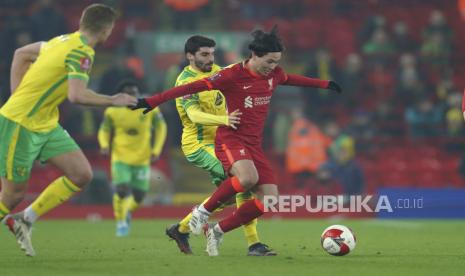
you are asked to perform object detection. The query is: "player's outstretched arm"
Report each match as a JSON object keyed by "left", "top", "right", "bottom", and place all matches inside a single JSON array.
[
  {"left": 284, "top": 74, "right": 342, "bottom": 93},
  {"left": 132, "top": 79, "right": 211, "bottom": 114},
  {"left": 10, "top": 41, "right": 44, "bottom": 93},
  {"left": 68, "top": 79, "right": 137, "bottom": 107}
]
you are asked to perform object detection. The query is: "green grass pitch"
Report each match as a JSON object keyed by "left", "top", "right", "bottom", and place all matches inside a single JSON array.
[{"left": 1, "top": 219, "right": 464, "bottom": 276}]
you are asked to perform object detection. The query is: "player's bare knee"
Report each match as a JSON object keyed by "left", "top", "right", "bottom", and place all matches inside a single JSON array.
[
  {"left": 1, "top": 190, "right": 26, "bottom": 209},
  {"left": 68, "top": 168, "right": 93, "bottom": 188},
  {"left": 237, "top": 173, "right": 258, "bottom": 190}
]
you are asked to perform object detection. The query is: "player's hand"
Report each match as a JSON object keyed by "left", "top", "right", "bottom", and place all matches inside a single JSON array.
[
  {"left": 327, "top": 81, "right": 342, "bottom": 93},
  {"left": 131, "top": 98, "right": 153, "bottom": 114},
  {"left": 111, "top": 93, "right": 138, "bottom": 107},
  {"left": 228, "top": 109, "right": 242, "bottom": 130},
  {"left": 100, "top": 148, "right": 110, "bottom": 155}
]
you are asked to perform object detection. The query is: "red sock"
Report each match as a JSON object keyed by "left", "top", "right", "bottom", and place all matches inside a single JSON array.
[
  {"left": 218, "top": 199, "right": 264, "bottom": 233},
  {"left": 203, "top": 177, "right": 244, "bottom": 212}
]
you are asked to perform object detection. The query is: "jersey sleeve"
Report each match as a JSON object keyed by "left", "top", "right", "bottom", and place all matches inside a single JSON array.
[
  {"left": 185, "top": 104, "right": 229, "bottom": 126},
  {"left": 202, "top": 68, "right": 234, "bottom": 93},
  {"left": 65, "top": 47, "right": 94, "bottom": 82},
  {"left": 98, "top": 108, "right": 113, "bottom": 149}
]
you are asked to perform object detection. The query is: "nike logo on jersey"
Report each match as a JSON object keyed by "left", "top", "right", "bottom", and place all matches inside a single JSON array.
[{"left": 243, "top": 85, "right": 252, "bottom": 90}]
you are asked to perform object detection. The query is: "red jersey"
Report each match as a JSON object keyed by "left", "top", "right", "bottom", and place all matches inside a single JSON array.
[{"left": 203, "top": 61, "right": 288, "bottom": 145}]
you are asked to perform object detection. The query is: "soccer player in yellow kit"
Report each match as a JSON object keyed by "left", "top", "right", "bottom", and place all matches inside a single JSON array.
[
  {"left": 0, "top": 4, "right": 137, "bottom": 256},
  {"left": 165, "top": 36, "right": 276, "bottom": 256},
  {"left": 98, "top": 80, "right": 167, "bottom": 237}
]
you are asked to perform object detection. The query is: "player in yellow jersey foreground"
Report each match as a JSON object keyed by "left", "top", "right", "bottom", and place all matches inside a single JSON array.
[
  {"left": 98, "top": 80, "right": 167, "bottom": 237},
  {"left": 165, "top": 35, "right": 276, "bottom": 256},
  {"left": 0, "top": 4, "right": 137, "bottom": 256}
]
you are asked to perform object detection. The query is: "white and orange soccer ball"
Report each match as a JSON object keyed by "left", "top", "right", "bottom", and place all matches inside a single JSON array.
[{"left": 321, "top": 225, "right": 356, "bottom": 256}]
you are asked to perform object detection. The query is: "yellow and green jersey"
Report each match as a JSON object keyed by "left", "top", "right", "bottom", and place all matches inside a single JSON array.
[
  {"left": 98, "top": 107, "right": 167, "bottom": 166},
  {"left": 0, "top": 31, "right": 94, "bottom": 132},
  {"left": 175, "top": 64, "right": 227, "bottom": 155}
]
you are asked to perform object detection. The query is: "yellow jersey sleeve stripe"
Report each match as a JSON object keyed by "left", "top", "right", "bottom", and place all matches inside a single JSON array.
[
  {"left": 66, "top": 64, "right": 77, "bottom": 73},
  {"left": 67, "top": 53, "right": 86, "bottom": 61},
  {"left": 71, "top": 49, "right": 93, "bottom": 61},
  {"left": 67, "top": 50, "right": 93, "bottom": 61},
  {"left": 65, "top": 59, "right": 81, "bottom": 71},
  {"left": 27, "top": 76, "right": 67, "bottom": 117}
]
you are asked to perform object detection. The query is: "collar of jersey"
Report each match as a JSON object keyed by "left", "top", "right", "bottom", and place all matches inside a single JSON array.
[{"left": 242, "top": 60, "right": 264, "bottom": 79}]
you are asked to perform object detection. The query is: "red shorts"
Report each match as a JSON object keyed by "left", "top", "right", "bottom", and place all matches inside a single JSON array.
[{"left": 215, "top": 139, "right": 276, "bottom": 185}]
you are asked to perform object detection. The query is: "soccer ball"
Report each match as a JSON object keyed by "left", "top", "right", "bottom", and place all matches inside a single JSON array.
[{"left": 321, "top": 225, "right": 356, "bottom": 256}]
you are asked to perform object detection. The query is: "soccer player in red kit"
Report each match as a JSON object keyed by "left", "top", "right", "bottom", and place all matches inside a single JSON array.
[{"left": 133, "top": 27, "right": 341, "bottom": 256}]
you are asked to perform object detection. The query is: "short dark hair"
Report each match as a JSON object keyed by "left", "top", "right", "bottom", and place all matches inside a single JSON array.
[
  {"left": 115, "top": 79, "right": 139, "bottom": 93},
  {"left": 80, "top": 4, "right": 118, "bottom": 35},
  {"left": 248, "top": 25, "right": 284, "bottom": 57},
  {"left": 184, "top": 35, "right": 216, "bottom": 55}
]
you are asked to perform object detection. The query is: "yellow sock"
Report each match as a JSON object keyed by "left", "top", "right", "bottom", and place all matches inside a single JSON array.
[
  {"left": 0, "top": 201, "right": 10, "bottom": 221},
  {"left": 31, "top": 176, "right": 80, "bottom": 217},
  {"left": 113, "top": 194, "right": 125, "bottom": 221},
  {"left": 125, "top": 196, "right": 140, "bottom": 213},
  {"left": 178, "top": 212, "right": 193, "bottom": 233},
  {"left": 236, "top": 192, "right": 260, "bottom": 246}
]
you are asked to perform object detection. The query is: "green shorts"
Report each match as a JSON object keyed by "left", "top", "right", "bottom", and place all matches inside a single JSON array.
[
  {"left": 185, "top": 144, "right": 226, "bottom": 186},
  {"left": 185, "top": 144, "right": 253, "bottom": 201},
  {"left": 0, "top": 114, "right": 80, "bottom": 182},
  {"left": 111, "top": 161, "right": 150, "bottom": 192}
]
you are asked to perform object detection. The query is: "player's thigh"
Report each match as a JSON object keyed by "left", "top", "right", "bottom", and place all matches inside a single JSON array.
[
  {"left": 130, "top": 164, "right": 150, "bottom": 193},
  {"left": 39, "top": 125, "right": 91, "bottom": 186},
  {"left": 47, "top": 150, "right": 92, "bottom": 187},
  {"left": 215, "top": 142, "right": 259, "bottom": 187},
  {"left": 185, "top": 145, "right": 225, "bottom": 186},
  {"left": 251, "top": 148, "right": 277, "bottom": 185},
  {"left": 111, "top": 162, "right": 132, "bottom": 186}
]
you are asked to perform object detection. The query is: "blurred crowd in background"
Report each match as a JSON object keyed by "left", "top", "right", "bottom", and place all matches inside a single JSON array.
[{"left": 1, "top": 0, "right": 465, "bottom": 204}]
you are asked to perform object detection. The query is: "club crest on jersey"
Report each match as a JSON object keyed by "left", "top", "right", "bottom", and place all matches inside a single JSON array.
[
  {"left": 215, "top": 92, "right": 223, "bottom": 106},
  {"left": 268, "top": 78, "right": 273, "bottom": 90},
  {"left": 80, "top": 57, "right": 91, "bottom": 71}
]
